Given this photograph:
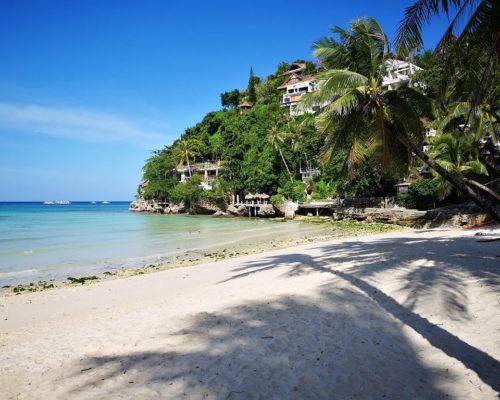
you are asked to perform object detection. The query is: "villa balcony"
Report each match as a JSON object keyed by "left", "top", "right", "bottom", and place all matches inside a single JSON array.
[
  {"left": 192, "top": 161, "right": 222, "bottom": 171},
  {"left": 300, "top": 168, "right": 321, "bottom": 180},
  {"left": 281, "top": 93, "right": 306, "bottom": 105}
]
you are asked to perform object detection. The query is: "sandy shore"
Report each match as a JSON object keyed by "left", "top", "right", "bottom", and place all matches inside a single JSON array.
[{"left": 0, "top": 227, "right": 499, "bottom": 399}]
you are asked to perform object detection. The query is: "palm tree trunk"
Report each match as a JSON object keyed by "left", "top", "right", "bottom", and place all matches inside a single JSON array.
[
  {"left": 187, "top": 158, "right": 192, "bottom": 178},
  {"left": 279, "top": 148, "right": 293, "bottom": 181},
  {"left": 463, "top": 177, "right": 500, "bottom": 202},
  {"left": 394, "top": 130, "right": 500, "bottom": 222}
]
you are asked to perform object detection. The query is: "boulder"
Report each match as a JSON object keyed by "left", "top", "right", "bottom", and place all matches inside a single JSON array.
[
  {"left": 212, "top": 210, "right": 228, "bottom": 217},
  {"left": 227, "top": 204, "right": 247, "bottom": 216},
  {"left": 169, "top": 203, "right": 186, "bottom": 214},
  {"left": 257, "top": 204, "right": 275, "bottom": 217},
  {"left": 332, "top": 207, "right": 427, "bottom": 226}
]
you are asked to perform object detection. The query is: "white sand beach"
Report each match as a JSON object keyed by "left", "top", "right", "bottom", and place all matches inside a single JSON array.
[{"left": 0, "top": 227, "right": 499, "bottom": 399}]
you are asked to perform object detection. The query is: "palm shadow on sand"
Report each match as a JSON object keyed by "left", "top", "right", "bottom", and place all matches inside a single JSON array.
[{"left": 68, "top": 234, "right": 499, "bottom": 398}]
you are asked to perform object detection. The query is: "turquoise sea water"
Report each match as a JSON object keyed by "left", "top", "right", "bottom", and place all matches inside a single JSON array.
[{"left": 0, "top": 202, "right": 312, "bottom": 286}]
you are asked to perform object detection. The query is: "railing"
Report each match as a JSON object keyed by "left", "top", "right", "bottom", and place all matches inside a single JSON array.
[
  {"left": 282, "top": 93, "right": 306, "bottom": 104},
  {"left": 192, "top": 161, "right": 221, "bottom": 170},
  {"left": 300, "top": 168, "right": 321, "bottom": 179}
]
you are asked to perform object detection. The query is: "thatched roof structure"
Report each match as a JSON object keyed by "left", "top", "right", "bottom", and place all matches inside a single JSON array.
[{"left": 245, "top": 193, "right": 269, "bottom": 200}]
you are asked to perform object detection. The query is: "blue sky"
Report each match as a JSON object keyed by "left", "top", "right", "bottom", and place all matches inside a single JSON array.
[{"left": 0, "top": 0, "right": 452, "bottom": 201}]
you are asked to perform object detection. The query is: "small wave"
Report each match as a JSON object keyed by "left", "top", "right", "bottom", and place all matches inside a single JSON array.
[{"left": 0, "top": 269, "right": 38, "bottom": 278}]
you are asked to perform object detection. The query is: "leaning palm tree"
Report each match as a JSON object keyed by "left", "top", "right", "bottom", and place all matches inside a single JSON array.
[
  {"left": 172, "top": 138, "right": 201, "bottom": 178},
  {"left": 303, "top": 17, "right": 499, "bottom": 220},
  {"left": 267, "top": 125, "right": 292, "bottom": 180}
]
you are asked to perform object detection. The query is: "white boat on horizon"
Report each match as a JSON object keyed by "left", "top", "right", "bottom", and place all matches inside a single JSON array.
[
  {"left": 102, "top": 201, "right": 110, "bottom": 204},
  {"left": 43, "top": 200, "right": 71, "bottom": 205}
]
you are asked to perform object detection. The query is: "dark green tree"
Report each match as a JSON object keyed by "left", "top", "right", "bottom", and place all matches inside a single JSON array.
[
  {"left": 220, "top": 89, "right": 241, "bottom": 109},
  {"left": 247, "top": 67, "right": 257, "bottom": 103}
]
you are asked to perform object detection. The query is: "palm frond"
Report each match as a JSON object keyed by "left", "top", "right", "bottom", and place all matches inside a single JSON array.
[
  {"left": 301, "top": 69, "right": 367, "bottom": 108},
  {"left": 395, "top": 0, "right": 469, "bottom": 52},
  {"left": 463, "top": 159, "right": 489, "bottom": 175}
]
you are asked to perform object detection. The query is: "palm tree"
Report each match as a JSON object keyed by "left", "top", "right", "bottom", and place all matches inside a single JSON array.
[
  {"left": 267, "top": 125, "right": 292, "bottom": 180},
  {"left": 428, "top": 131, "right": 494, "bottom": 199},
  {"left": 303, "top": 17, "right": 499, "bottom": 220},
  {"left": 430, "top": 103, "right": 500, "bottom": 201},
  {"left": 396, "top": 0, "right": 499, "bottom": 56},
  {"left": 396, "top": 1, "right": 499, "bottom": 116},
  {"left": 172, "top": 139, "right": 201, "bottom": 178}
]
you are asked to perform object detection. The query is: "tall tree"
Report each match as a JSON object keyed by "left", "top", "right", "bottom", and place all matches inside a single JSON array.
[
  {"left": 247, "top": 67, "right": 257, "bottom": 103},
  {"left": 304, "top": 17, "right": 499, "bottom": 220}
]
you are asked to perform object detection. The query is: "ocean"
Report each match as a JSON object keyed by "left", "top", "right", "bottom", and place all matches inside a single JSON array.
[{"left": 0, "top": 202, "right": 319, "bottom": 286}]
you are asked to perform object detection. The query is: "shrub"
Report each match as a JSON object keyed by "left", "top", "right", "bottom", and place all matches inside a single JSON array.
[
  {"left": 395, "top": 179, "right": 437, "bottom": 210},
  {"left": 271, "top": 194, "right": 285, "bottom": 204},
  {"left": 279, "top": 179, "right": 306, "bottom": 202}
]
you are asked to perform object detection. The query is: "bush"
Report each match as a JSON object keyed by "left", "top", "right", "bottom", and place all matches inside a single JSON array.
[
  {"left": 170, "top": 176, "right": 203, "bottom": 206},
  {"left": 311, "top": 179, "right": 333, "bottom": 200},
  {"left": 395, "top": 179, "right": 437, "bottom": 210},
  {"left": 271, "top": 194, "right": 285, "bottom": 204},
  {"left": 279, "top": 179, "right": 306, "bottom": 202}
]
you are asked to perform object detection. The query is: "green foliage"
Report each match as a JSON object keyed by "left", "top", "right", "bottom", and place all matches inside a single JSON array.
[
  {"left": 271, "top": 194, "right": 285, "bottom": 204},
  {"left": 279, "top": 179, "right": 306, "bottom": 202},
  {"left": 141, "top": 150, "right": 178, "bottom": 200},
  {"left": 170, "top": 175, "right": 203, "bottom": 206},
  {"left": 310, "top": 180, "right": 334, "bottom": 200},
  {"left": 412, "top": 50, "right": 445, "bottom": 98},
  {"left": 395, "top": 179, "right": 437, "bottom": 210},
  {"left": 220, "top": 89, "right": 241, "bottom": 109}
]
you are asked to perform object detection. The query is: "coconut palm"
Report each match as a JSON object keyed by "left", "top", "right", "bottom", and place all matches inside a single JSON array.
[
  {"left": 396, "top": 0, "right": 499, "bottom": 55},
  {"left": 172, "top": 138, "right": 201, "bottom": 178},
  {"left": 267, "top": 125, "right": 292, "bottom": 180},
  {"left": 428, "top": 131, "right": 492, "bottom": 199},
  {"left": 396, "top": 0, "right": 499, "bottom": 114},
  {"left": 431, "top": 102, "right": 500, "bottom": 201},
  {"left": 303, "top": 17, "right": 499, "bottom": 220}
]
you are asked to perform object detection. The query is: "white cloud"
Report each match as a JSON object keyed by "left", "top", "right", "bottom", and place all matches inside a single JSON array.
[{"left": 0, "top": 102, "right": 169, "bottom": 147}]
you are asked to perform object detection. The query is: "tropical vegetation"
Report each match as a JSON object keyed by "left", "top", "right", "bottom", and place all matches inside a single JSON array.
[{"left": 139, "top": 1, "right": 499, "bottom": 219}]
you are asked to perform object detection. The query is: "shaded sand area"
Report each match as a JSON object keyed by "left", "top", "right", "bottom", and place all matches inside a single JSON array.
[{"left": 0, "top": 228, "right": 499, "bottom": 399}]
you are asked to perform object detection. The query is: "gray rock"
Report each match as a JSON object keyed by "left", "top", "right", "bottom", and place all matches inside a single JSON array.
[
  {"left": 227, "top": 204, "right": 247, "bottom": 216},
  {"left": 257, "top": 204, "right": 275, "bottom": 217}
]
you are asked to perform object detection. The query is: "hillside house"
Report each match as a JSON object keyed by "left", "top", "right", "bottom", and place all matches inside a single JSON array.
[
  {"left": 382, "top": 59, "right": 422, "bottom": 90},
  {"left": 177, "top": 161, "right": 222, "bottom": 190},
  {"left": 278, "top": 73, "right": 319, "bottom": 116}
]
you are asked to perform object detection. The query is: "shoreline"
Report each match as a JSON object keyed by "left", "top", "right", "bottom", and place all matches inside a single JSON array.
[
  {"left": 1, "top": 219, "right": 404, "bottom": 296},
  {"left": 1, "top": 226, "right": 498, "bottom": 399}
]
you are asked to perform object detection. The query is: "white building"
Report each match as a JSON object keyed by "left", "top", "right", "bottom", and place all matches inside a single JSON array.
[
  {"left": 382, "top": 59, "right": 422, "bottom": 90},
  {"left": 278, "top": 73, "right": 319, "bottom": 116},
  {"left": 278, "top": 59, "right": 422, "bottom": 116},
  {"left": 177, "top": 161, "right": 222, "bottom": 190}
]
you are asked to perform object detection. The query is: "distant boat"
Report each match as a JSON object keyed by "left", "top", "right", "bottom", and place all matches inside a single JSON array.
[
  {"left": 90, "top": 201, "right": 97, "bottom": 204},
  {"left": 102, "top": 201, "right": 110, "bottom": 204},
  {"left": 43, "top": 200, "right": 71, "bottom": 205}
]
